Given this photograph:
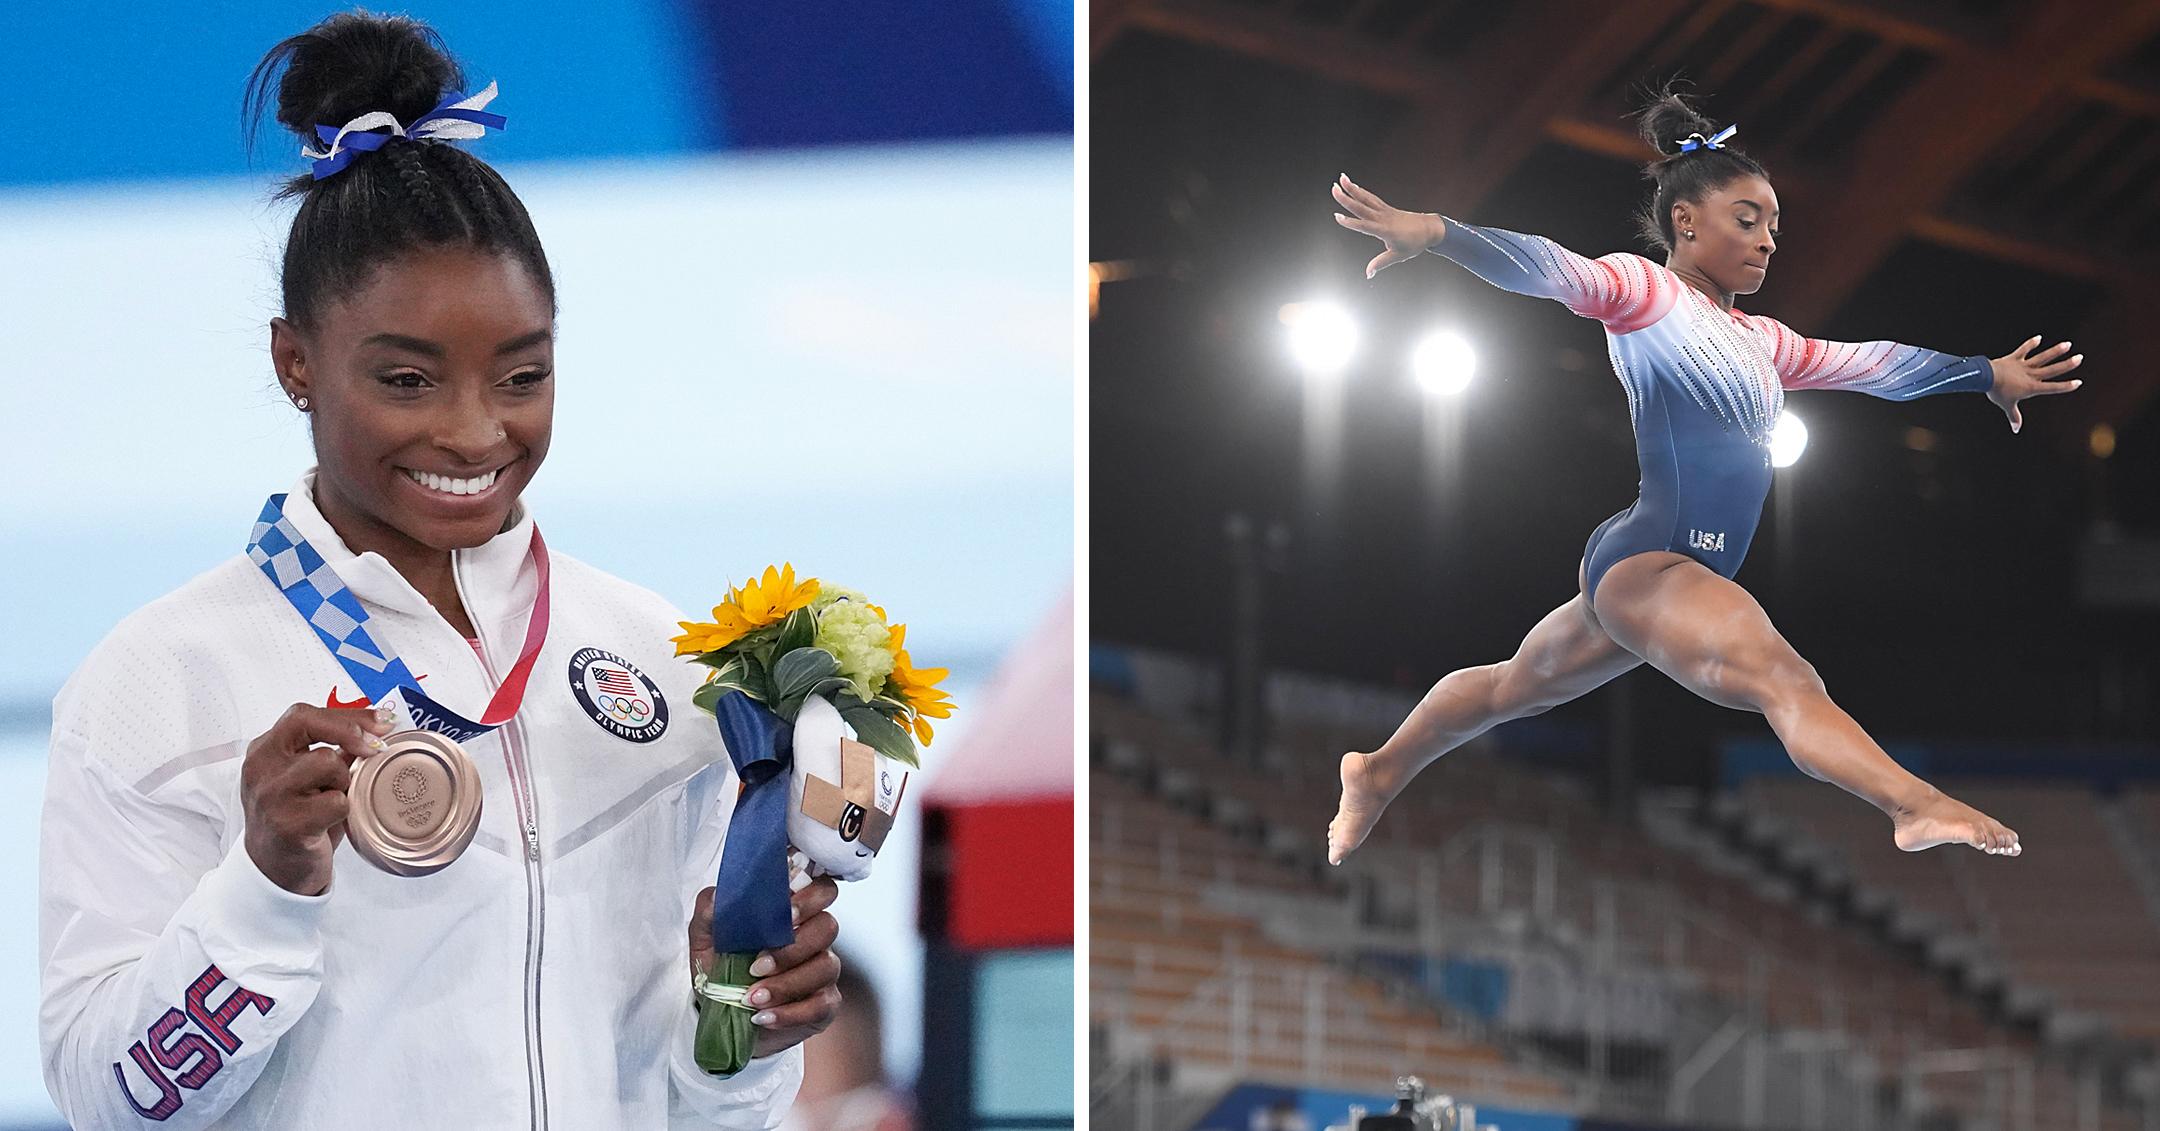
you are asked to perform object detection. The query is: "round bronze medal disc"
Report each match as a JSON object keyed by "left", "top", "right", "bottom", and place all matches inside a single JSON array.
[{"left": 346, "top": 730, "right": 483, "bottom": 877}]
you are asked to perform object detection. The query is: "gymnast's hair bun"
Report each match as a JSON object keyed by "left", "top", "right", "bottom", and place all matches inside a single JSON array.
[
  {"left": 1626, "top": 77, "right": 1766, "bottom": 254},
  {"left": 247, "top": 10, "right": 466, "bottom": 150},
  {"left": 1633, "top": 79, "right": 1722, "bottom": 160}
]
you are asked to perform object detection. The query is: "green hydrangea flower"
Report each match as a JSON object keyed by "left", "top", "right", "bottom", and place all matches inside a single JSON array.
[{"left": 812, "top": 590, "right": 894, "bottom": 703}]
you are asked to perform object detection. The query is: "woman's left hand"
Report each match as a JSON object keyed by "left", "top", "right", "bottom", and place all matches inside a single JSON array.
[
  {"left": 688, "top": 874, "right": 843, "bottom": 1059},
  {"left": 1987, "top": 335, "right": 2084, "bottom": 433}
]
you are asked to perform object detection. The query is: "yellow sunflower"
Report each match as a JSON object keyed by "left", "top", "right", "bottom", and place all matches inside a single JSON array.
[
  {"left": 731, "top": 562, "right": 821, "bottom": 626},
  {"left": 671, "top": 603, "right": 759, "bottom": 656},
  {"left": 885, "top": 623, "right": 954, "bottom": 745},
  {"left": 670, "top": 562, "right": 822, "bottom": 656}
]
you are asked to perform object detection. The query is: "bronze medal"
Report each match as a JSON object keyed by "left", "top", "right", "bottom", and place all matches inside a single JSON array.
[{"left": 345, "top": 729, "right": 483, "bottom": 876}]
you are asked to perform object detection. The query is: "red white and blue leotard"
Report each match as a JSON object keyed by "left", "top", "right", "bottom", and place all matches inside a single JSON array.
[{"left": 1430, "top": 218, "right": 1996, "bottom": 602}]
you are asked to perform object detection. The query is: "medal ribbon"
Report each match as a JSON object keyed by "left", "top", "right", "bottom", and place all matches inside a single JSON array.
[
  {"left": 247, "top": 493, "right": 552, "bottom": 741},
  {"left": 706, "top": 691, "right": 797, "bottom": 954}
]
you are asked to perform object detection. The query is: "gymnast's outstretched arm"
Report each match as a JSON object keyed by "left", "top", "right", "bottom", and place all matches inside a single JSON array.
[
  {"left": 1331, "top": 174, "right": 1666, "bottom": 332},
  {"left": 1756, "top": 317, "right": 2086, "bottom": 433}
]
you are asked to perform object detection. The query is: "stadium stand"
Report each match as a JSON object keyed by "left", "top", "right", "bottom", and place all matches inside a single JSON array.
[{"left": 1091, "top": 658, "right": 2154, "bottom": 1131}]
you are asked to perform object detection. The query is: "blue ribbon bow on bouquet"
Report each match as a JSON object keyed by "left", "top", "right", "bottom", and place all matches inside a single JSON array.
[
  {"left": 707, "top": 691, "right": 798, "bottom": 955},
  {"left": 691, "top": 690, "right": 800, "bottom": 1075}
]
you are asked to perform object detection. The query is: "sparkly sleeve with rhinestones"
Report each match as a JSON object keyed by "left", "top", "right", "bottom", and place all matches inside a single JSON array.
[
  {"left": 1429, "top": 218, "right": 1676, "bottom": 334},
  {"left": 1749, "top": 314, "right": 1995, "bottom": 400}
]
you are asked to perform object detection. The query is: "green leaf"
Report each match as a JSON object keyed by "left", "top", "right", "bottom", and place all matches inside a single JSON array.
[
  {"left": 738, "top": 650, "right": 773, "bottom": 701},
  {"left": 691, "top": 678, "right": 757, "bottom": 717},
  {"left": 694, "top": 658, "right": 750, "bottom": 694},
  {"left": 775, "top": 605, "right": 817, "bottom": 656},
  {"left": 772, "top": 647, "right": 839, "bottom": 702},
  {"left": 841, "top": 704, "right": 920, "bottom": 768},
  {"left": 808, "top": 677, "right": 854, "bottom": 701},
  {"left": 731, "top": 626, "right": 780, "bottom": 664},
  {"left": 692, "top": 650, "right": 739, "bottom": 670},
  {"left": 871, "top": 694, "right": 912, "bottom": 719}
]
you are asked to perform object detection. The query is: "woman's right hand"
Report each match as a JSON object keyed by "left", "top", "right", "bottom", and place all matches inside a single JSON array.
[
  {"left": 241, "top": 704, "right": 391, "bottom": 896},
  {"left": 1331, "top": 173, "right": 1446, "bottom": 279}
]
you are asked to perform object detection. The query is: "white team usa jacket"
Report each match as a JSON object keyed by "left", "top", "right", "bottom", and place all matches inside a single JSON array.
[{"left": 39, "top": 471, "right": 803, "bottom": 1128}]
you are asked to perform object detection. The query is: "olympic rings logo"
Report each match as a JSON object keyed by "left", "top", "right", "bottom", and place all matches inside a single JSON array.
[{"left": 597, "top": 693, "right": 651, "bottom": 723}]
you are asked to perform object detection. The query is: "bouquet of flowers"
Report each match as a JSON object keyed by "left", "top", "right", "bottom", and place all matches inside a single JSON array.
[{"left": 671, "top": 564, "right": 952, "bottom": 1075}]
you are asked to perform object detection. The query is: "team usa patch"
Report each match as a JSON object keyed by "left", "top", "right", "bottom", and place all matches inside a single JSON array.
[{"left": 567, "top": 647, "right": 668, "bottom": 743}]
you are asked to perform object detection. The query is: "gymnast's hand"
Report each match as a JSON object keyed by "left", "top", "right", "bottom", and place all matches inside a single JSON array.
[
  {"left": 241, "top": 704, "right": 392, "bottom": 895},
  {"left": 1331, "top": 174, "right": 1447, "bottom": 279},
  {"left": 688, "top": 875, "right": 842, "bottom": 1059},
  {"left": 1986, "top": 335, "right": 2084, "bottom": 434}
]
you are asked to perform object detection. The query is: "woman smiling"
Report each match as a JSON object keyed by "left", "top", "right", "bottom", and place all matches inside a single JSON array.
[{"left": 38, "top": 12, "right": 837, "bottom": 1129}]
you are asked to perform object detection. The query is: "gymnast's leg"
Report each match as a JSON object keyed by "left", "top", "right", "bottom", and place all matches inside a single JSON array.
[
  {"left": 1591, "top": 550, "right": 2020, "bottom": 855},
  {"left": 1328, "top": 559, "right": 1643, "bottom": 865}
]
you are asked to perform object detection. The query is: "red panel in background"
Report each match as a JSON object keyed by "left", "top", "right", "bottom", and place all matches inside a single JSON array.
[{"left": 924, "top": 796, "right": 1072, "bottom": 949}]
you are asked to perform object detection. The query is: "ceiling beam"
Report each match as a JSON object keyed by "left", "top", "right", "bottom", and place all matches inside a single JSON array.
[
  {"left": 1377, "top": 0, "right": 1693, "bottom": 212},
  {"left": 1118, "top": 0, "right": 1442, "bottom": 97},
  {"left": 1545, "top": 116, "right": 2123, "bottom": 283},
  {"left": 1092, "top": 0, "right": 1147, "bottom": 59},
  {"left": 2077, "top": 75, "right": 2160, "bottom": 119},
  {"left": 1768, "top": 2, "right": 2160, "bottom": 329},
  {"left": 1702, "top": 7, "right": 1795, "bottom": 91},
  {"left": 1741, "top": 0, "right": 1965, "bottom": 53},
  {"left": 1905, "top": 214, "right": 2112, "bottom": 285}
]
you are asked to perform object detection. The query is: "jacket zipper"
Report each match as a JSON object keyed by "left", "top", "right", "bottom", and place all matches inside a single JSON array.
[{"left": 452, "top": 557, "right": 549, "bottom": 1131}]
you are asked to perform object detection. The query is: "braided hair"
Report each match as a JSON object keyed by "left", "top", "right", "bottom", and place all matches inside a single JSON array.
[
  {"left": 243, "top": 10, "right": 554, "bottom": 331},
  {"left": 1630, "top": 79, "right": 1770, "bottom": 256}
]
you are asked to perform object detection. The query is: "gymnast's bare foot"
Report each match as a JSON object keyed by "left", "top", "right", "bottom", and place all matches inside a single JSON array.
[
  {"left": 1328, "top": 750, "right": 1406, "bottom": 866},
  {"left": 1892, "top": 791, "right": 2022, "bottom": 856}
]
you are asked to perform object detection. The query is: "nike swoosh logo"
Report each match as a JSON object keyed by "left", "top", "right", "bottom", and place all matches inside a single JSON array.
[{"left": 325, "top": 671, "right": 426, "bottom": 710}]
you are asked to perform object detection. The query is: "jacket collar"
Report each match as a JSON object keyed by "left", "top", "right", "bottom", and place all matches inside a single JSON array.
[{"left": 279, "top": 468, "right": 540, "bottom": 637}]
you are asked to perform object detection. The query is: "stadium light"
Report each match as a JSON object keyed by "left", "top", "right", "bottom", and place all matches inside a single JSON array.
[
  {"left": 1280, "top": 301, "right": 1358, "bottom": 378},
  {"left": 1771, "top": 410, "right": 1809, "bottom": 468},
  {"left": 1411, "top": 329, "right": 1477, "bottom": 396}
]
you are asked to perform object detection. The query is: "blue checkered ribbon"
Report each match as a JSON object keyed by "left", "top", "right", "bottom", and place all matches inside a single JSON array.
[
  {"left": 1677, "top": 123, "right": 1738, "bottom": 153},
  {"left": 247, "top": 493, "right": 493, "bottom": 741}
]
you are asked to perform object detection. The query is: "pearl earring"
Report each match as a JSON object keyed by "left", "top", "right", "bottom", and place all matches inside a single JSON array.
[
  {"left": 293, "top": 395, "right": 310, "bottom": 411},
  {"left": 1684, "top": 229, "right": 1696, "bottom": 240}
]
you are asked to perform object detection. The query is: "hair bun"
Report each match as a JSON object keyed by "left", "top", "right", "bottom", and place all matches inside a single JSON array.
[
  {"left": 248, "top": 10, "right": 465, "bottom": 149},
  {"left": 1632, "top": 78, "right": 1719, "bottom": 159}
]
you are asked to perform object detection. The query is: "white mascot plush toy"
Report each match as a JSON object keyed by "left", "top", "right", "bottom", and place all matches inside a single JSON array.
[{"left": 786, "top": 695, "right": 907, "bottom": 882}]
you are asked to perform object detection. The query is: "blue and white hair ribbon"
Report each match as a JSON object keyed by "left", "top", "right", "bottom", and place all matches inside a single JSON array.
[
  {"left": 302, "top": 80, "right": 507, "bottom": 181},
  {"left": 1676, "top": 122, "right": 1738, "bottom": 154}
]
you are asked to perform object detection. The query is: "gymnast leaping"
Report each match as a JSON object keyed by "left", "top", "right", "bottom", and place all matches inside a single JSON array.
[{"left": 1325, "top": 87, "right": 2084, "bottom": 865}]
